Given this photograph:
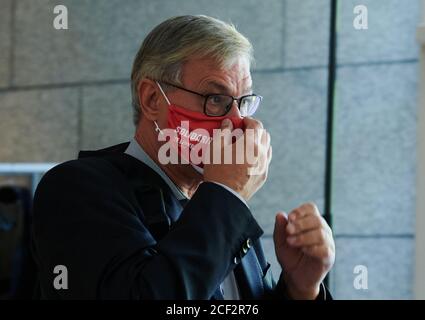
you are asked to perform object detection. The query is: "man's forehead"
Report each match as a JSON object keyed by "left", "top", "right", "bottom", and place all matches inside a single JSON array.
[
  {"left": 182, "top": 57, "right": 251, "bottom": 93},
  {"left": 202, "top": 78, "right": 252, "bottom": 94}
]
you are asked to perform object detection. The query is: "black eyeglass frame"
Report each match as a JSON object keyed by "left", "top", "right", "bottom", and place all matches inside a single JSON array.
[{"left": 159, "top": 81, "right": 262, "bottom": 117}]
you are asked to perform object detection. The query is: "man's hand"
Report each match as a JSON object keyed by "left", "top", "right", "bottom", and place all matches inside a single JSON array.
[
  {"left": 273, "top": 203, "right": 335, "bottom": 299},
  {"left": 204, "top": 117, "right": 272, "bottom": 201}
]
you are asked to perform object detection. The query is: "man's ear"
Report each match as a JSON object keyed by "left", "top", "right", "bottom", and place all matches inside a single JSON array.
[{"left": 138, "top": 78, "right": 162, "bottom": 121}]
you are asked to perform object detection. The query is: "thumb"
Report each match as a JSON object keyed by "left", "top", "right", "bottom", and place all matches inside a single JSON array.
[{"left": 273, "top": 211, "right": 289, "bottom": 248}]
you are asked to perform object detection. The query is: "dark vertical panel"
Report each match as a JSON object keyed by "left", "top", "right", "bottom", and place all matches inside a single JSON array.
[{"left": 324, "top": 0, "right": 338, "bottom": 227}]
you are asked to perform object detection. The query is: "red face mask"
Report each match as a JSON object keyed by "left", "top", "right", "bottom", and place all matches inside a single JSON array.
[{"left": 156, "top": 83, "right": 244, "bottom": 173}]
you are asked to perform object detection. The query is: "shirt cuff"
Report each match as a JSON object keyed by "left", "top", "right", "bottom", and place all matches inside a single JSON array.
[{"left": 207, "top": 182, "right": 249, "bottom": 209}]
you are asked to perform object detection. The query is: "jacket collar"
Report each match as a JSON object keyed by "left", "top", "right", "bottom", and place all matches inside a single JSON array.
[{"left": 78, "top": 142, "right": 184, "bottom": 231}]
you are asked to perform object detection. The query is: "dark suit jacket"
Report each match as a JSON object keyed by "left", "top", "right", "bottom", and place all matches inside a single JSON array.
[{"left": 31, "top": 142, "right": 330, "bottom": 300}]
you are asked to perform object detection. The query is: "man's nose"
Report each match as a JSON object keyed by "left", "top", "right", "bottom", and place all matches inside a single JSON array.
[{"left": 226, "top": 100, "right": 242, "bottom": 117}]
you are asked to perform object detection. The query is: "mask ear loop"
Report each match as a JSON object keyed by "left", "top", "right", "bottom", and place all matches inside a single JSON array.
[
  {"left": 154, "top": 81, "right": 171, "bottom": 136},
  {"left": 156, "top": 81, "right": 171, "bottom": 105},
  {"left": 154, "top": 120, "right": 163, "bottom": 135}
]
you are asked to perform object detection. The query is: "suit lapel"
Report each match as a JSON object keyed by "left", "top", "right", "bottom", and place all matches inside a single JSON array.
[{"left": 124, "top": 160, "right": 185, "bottom": 238}]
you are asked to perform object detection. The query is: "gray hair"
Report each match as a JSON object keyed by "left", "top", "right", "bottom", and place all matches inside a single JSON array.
[{"left": 130, "top": 15, "right": 254, "bottom": 125}]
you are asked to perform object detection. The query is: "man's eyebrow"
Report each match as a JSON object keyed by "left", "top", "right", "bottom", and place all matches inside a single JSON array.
[
  {"left": 203, "top": 82, "right": 230, "bottom": 94},
  {"left": 203, "top": 81, "right": 253, "bottom": 95}
]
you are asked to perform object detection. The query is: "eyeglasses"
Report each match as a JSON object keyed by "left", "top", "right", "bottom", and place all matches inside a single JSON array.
[{"left": 159, "top": 81, "right": 262, "bottom": 117}]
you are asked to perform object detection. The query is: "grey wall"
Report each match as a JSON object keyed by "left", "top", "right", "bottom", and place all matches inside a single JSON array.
[
  {"left": 332, "top": 0, "right": 420, "bottom": 299},
  {"left": 0, "top": 0, "right": 419, "bottom": 299}
]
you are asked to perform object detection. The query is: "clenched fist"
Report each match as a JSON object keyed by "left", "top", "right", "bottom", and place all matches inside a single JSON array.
[{"left": 273, "top": 203, "right": 335, "bottom": 300}]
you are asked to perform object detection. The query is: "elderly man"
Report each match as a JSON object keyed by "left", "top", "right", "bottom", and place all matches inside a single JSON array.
[{"left": 32, "top": 15, "right": 335, "bottom": 300}]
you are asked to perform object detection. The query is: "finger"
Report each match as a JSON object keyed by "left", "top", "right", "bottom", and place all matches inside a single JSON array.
[
  {"left": 260, "top": 130, "right": 270, "bottom": 148},
  {"left": 287, "top": 228, "right": 326, "bottom": 247},
  {"left": 245, "top": 127, "right": 269, "bottom": 176},
  {"left": 288, "top": 202, "right": 320, "bottom": 223},
  {"left": 266, "top": 131, "right": 271, "bottom": 147},
  {"left": 286, "top": 214, "right": 322, "bottom": 236},
  {"left": 220, "top": 119, "right": 234, "bottom": 146},
  {"left": 263, "top": 133, "right": 271, "bottom": 166},
  {"left": 288, "top": 208, "right": 309, "bottom": 223},
  {"left": 259, "top": 130, "right": 269, "bottom": 166},
  {"left": 298, "top": 202, "right": 321, "bottom": 217},
  {"left": 260, "top": 129, "right": 266, "bottom": 149},
  {"left": 273, "top": 211, "right": 289, "bottom": 248},
  {"left": 221, "top": 118, "right": 233, "bottom": 130},
  {"left": 243, "top": 117, "right": 264, "bottom": 130},
  {"left": 267, "top": 145, "right": 272, "bottom": 164}
]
